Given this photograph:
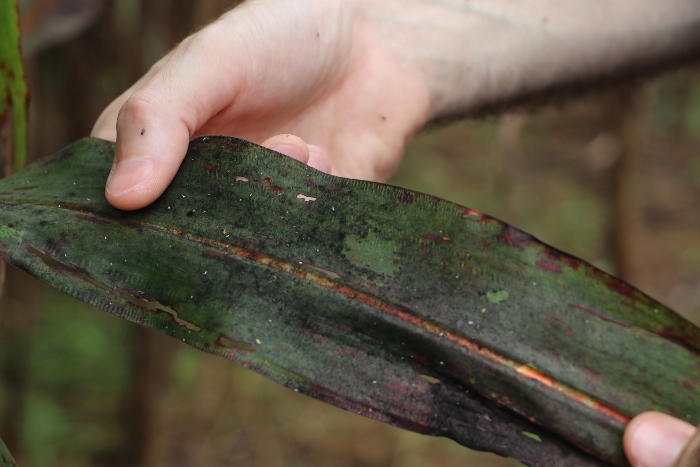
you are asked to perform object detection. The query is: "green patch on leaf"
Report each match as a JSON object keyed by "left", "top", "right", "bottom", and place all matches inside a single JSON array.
[
  {"left": 487, "top": 289, "right": 509, "bottom": 304},
  {"left": 522, "top": 432, "right": 542, "bottom": 443},
  {"left": 419, "top": 374, "right": 441, "bottom": 384},
  {"left": 343, "top": 231, "right": 399, "bottom": 276},
  {"left": 0, "top": 225, "right": 23, "bottom": 242}
]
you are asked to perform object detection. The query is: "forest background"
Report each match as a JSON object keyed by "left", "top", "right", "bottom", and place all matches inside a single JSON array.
[{"left": 1, "top": 1, "right": 699, "bottom": 466}]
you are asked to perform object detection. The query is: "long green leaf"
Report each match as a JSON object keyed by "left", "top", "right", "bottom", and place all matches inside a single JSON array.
[
  {"left": 0, "top": 137, "right": 698, "bottom": 466},
  {"left": 0, "top": 437, "right": 16, "bottom": 467},
  {"left": 0, "top": 0, "right": 28, "bottom": 172}
]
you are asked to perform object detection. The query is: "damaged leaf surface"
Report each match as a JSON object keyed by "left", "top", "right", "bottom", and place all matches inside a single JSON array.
[{"left": 0, "top": 137, "right": 698, "bottom": 467}]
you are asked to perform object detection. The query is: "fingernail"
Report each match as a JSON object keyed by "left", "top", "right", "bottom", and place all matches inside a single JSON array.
[
  {"left": 632, "top": 417, "right": 691, "bottom": 467},
  {"left": 106, "top": 159, "right": 154, "bottom": 197}
]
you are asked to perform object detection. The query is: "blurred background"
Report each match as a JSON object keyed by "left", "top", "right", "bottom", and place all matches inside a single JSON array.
[{"left": 1, "top": 1, "right": 699, "bottom": 466}]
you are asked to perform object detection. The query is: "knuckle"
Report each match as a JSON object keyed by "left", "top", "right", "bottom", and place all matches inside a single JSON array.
[{"left": 117, "top": 92, "right": 159, "bottom": 127}]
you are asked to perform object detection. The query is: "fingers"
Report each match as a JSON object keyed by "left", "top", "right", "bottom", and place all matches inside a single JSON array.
[
  {"left": 91, "top": 92, "right": 125, "bottom": 141},
  {"left": 97, "top": 34, "right": 331, "bottom": 209},
  {"left": 92, "top": 55, "right": 170, "bottom": 142},
  {"left": 624, "top": 412, "right": 697, "bottom": 467},
  {"left": 261, "top": 134, "right": 332, "bottom": 174},
  {"left": 101, "top": 29, "right": 245, "bottom": 210},
  {"left": 307, "top": 144, "right": 332, "bottom": 173},
  {"left": 261, "top": 134, "right": 311, "bottom": 164},
  {"left": 104, "top": 91, "right": 192, "bottom": 209}
]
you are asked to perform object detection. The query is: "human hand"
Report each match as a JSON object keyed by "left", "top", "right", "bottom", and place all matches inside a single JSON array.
[
  {"left": 91, "top": 0, "right": 439, "bottom": 210},
  {"left": 625, "top": 412, "right": 698, "bottom": 467},
  {"left": 92, "top": 0, "right": 700, "bottom": 211}
]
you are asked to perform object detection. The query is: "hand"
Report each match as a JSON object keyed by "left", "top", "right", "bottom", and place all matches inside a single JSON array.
[
  {"left": 625, "top": 412, "right": 697, "bottom": 467},
  {"left": 91, "top": 0, "right": 435, "bottom": 210},
  {"left": 92, "top": 0, "right": 700, "bottom": 211}
]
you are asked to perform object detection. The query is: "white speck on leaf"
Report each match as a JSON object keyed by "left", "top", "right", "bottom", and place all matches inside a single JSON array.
[{"left": 296, "top": 193, "right": 317, "bottom": 202}]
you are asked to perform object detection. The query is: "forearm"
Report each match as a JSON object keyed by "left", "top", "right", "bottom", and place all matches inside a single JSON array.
[{"left": 361, "top": 0, "right": 700, "bottom": 120}]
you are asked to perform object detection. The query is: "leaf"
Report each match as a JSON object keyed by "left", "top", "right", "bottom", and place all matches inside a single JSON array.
[
  {"left": 0, "top": 137, "right": 698, "bottom": 466},
  {"left": 0, "top": 437, "right": 16, "bottom": 467},
  {"left": 0, "top": 0, "right": 28, "bottom": 173}
]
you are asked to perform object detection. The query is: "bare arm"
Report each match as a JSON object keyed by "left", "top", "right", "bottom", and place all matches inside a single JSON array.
[{"left": 363, "top": 0, "right": 700, "bottom": 118}]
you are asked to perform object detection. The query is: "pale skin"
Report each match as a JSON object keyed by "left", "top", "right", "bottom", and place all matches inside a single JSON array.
[{"left": 91, "top": 1, "right": 700, "bottom": 465}]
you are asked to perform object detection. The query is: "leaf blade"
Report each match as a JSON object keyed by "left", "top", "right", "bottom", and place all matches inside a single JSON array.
[
  {"left": 0, "top": 137, "right": 698, "bottom": 466},
  {"left": 0, "top": 437, "right": 16, "bottom": 467}
]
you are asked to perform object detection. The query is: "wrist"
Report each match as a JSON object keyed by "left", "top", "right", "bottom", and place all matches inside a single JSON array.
[
  {"left": 351, "top": 0, "right": 475, "bottom": 122},
  {"left": 355, "top": 0, "right": 700, "bottom": 122}
]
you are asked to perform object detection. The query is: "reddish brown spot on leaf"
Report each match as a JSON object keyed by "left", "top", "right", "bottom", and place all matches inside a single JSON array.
[
  {"left": 216, "top": 336, "right": 255, "bottom": 352},
  {"left": 76, "top": 214, "right": 109, "bottom": 225},
  {"left": 537, "top": 260, "right": 563, "bottom": 274},
  {"left": 398, "top": 193, "right": 415, "bottom": 204},
  {"left": 264, "top": 185, "right": 284, "bottom": 194},
  {"left": 500, "top": 225, "right": 533, "bottom": 249},
  {"left": 422, "top": 234, "right": 451, "bottom": 245}
]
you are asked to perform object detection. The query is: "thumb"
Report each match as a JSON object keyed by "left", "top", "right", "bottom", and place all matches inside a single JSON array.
[
  {"left": 624, "top": 412, "right": 697, "bottom": 467},
  {"left": 104, "top": 90, "right": 191, "bottom": 210},
  {"left": 100, "top": 34, "right": 235, "bottom": 210}
]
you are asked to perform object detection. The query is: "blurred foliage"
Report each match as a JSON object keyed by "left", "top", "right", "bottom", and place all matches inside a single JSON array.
[
  {"left": 0, "top": 0, "right": 28, "bottom": 173},
  {"left": 0, "top": 1, "right": 699, "bottom": 466}
]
